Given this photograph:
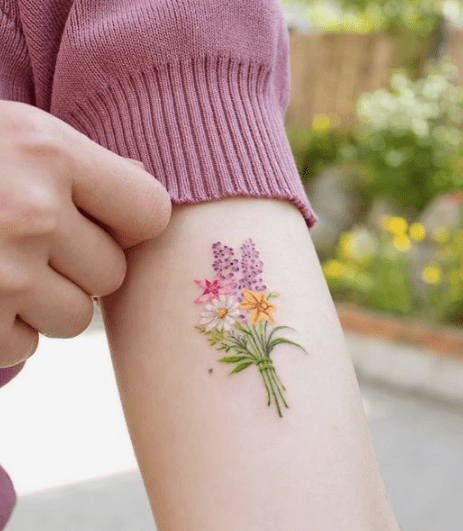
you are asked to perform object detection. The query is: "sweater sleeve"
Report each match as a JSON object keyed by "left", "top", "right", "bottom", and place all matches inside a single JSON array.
[
  {"left": 0, "top": 1, "right": 34, "bottom": 102},
  {"left": 51, "top": 0, "right": 318, "bottom": 231}
]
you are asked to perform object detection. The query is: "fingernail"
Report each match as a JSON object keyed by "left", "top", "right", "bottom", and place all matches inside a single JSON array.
[{"left": 125, "top": 158, "right": 145, "bottom": 170}]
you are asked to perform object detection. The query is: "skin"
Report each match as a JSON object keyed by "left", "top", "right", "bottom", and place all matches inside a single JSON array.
[
  {"left": 0, "top": 100, "right": 399, "bottom": 530},
  {"left": 99, "top": 196, "right": 401, "bottom": 531},
  {"left": 0, "top": 100, "right": 171, "bottom": 368}
]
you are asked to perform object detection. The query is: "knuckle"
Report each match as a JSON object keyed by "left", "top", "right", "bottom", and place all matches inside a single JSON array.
[
  {"left": 1, "top": 101, "right": 41, "bottom": 135},
  {"left": 0, "top": 261, "right": 32, "bottom": 295},
  {"left": 17, "top": 128, "right": 68, "bottom": 166},
  {"left": 0, "top": 102, "right": 68, "bottom": 166},
  {"left": 0, "top": 188, "right": 60, "bottom": 237},
  {"left": 20, "top": 189, "right": 60, "bottom": 235}
]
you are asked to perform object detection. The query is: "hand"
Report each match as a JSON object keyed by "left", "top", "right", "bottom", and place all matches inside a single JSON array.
[{"left": 0, "top": 100, "right": 171, "bottom": 368}]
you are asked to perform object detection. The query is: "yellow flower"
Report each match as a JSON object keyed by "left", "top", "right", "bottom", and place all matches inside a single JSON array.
[
  {"left": 393, "top": 235, "right": 411, "bottom": 252},
  {"left": 421, "top": 264, "right": 442, "bottom": 285},
  {"left": 387, "top": 216, "right": 408, "bottom": 236},
  {"left": 432, "top": 226, "right": 451, "bottom": 244},
  {"left": 339, "top": 232, "right": 353, "bottom": 258},
  {"left": 323, "top": 260, "right": 344, "bottom": 278},
  {"left": 240, "top": 289, "right": 277, "bottom": 325},
  {"left": 312, "top": 114, "right": 331, "bottom": 134},
  {"left": 409, "top": 222, "right": 426, "bottom": 241}
]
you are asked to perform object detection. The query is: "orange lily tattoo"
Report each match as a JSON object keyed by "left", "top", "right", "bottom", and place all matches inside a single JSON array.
[{"left": 240, "top": 289, "right": 277, "bottom": 324}]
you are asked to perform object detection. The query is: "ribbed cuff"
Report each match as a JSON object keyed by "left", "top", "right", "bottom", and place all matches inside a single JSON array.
[{"left": 65, "top": 53, "right": 318, "bottom": 231}]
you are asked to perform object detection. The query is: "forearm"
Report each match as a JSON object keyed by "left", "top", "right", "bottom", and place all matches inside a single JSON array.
[{"left": 99, "top": 197, "right": 400, "bottom": 531}]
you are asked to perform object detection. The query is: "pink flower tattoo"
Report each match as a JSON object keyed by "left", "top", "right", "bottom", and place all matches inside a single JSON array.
[{"left": 194, "top": 273, "right": 236, "bottom": 304}]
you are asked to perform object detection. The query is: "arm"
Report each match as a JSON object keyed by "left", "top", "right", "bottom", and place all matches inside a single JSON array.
[{"left": 99, "top": 196, "right": 400, "bottom": 531}]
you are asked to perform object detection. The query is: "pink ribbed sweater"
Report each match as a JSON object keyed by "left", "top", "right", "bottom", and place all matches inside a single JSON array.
[
  {"left": 0, "top": 0, "right": 317, "bottom": 230},
  {"left": 0, "top": 2, "right": 317, "bottom": 525}
]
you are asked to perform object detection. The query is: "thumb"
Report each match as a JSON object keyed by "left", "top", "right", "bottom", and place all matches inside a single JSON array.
[{"left": 125, "top": 158, "right": 145, "bottom": 170}]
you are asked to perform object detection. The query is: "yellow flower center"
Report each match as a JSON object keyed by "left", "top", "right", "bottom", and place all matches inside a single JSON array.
[
  {"left": 217, "top": 308, "right": 228, "bottom": 319},
  {"left": 387, "top": 217, "right": 408, "bottom": 236}
]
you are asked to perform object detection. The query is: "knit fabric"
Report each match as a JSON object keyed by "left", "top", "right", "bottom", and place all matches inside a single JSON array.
[{"left": 0, "top": 0, "right": 318, "bottom": 230}]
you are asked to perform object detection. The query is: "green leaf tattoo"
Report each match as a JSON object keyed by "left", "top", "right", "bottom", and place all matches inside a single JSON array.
[{"left": 193, "top": 238, "right": 308, "bottom": 418}]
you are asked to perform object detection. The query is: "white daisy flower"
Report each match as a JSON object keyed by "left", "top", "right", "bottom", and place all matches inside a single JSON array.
[{"left": 199, "top": 294, "right": 240, "bottom": 332}]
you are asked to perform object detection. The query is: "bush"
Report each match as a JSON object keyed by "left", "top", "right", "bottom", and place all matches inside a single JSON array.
[
  {"left": 287, "top": 57, "right": 463, "bottom": 215},
  {"left": 344, "top": 58, "right": 463, "bottom": 211},
  {"left": 281, "top": 0, "right": 444, "bottom": 37},
  {"left": 322, "top": 215, "right": 463, "bottom": 326},
  {"left": 285, "top": 118, "right": 357, "bottom": 185}
]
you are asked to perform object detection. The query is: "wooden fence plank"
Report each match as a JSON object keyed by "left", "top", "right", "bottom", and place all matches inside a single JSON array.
[
  {"left": 334, "top": 34, "right": 365, "bottom": 128},
  {"left": 286, "top": 31, "right": 438, "bottom": 131}
]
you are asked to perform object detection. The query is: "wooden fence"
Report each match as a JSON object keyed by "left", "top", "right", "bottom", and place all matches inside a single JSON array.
[
  {"left": 447, "top": 28, "right": 463, "bottom": 86},
  {"left": 285, "top": 29, "right": 463, "bottom": 131}
]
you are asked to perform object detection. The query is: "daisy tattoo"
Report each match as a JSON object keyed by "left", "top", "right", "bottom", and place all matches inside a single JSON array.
[{"left": 194, "top": 238, "right": 308, "bottom": 418}]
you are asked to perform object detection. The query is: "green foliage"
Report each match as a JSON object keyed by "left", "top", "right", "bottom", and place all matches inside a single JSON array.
[
  {"left": 195, "top": 325, "right": 226, "bottom": 346},
  {"left": 347, "top": 58, "right": 463, "bottom": 211},
  {"left": 337, "top": 0, "right": 443, "bottom": 36},
  {"left": 218, "top": 355, "right": 249, "bottom": 363},
  {"left": 287, "top": 57, "right": 463, "bottom": 213},
  {"left": 280, "top": 0, "right": 444, "bottom": 37},
  {"left": 229, "top": 361, "right": 254, "bottom": 374},
  {"left": 322, "top": 219, "right": 463, "bottom": 326},
  {"left": 285, "top": 122, "right": 356, "bottom": 185},
  {"left": 268, "top": 337, "right": 310, "bottom": 354}
]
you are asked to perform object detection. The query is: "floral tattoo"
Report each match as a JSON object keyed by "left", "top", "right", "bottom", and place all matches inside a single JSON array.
[{"left": 194, "top": 238, "right": 308, "bottom": 418}]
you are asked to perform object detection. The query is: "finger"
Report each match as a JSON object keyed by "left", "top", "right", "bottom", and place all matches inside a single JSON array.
[
  {"left": 125, "top": 158, "right": 145, "bottom": 170},
  {"left": 17, "top": 267, "right": 94, "bottom": 338},
  {"left": 65, "top": 126, "right": 172, "bottom": 249},
  {"left": 49, "top": 200, "right": 127, "bottom": 297},
  {"left": 0, "top": 315, "right": 38, "bottom": 369}
]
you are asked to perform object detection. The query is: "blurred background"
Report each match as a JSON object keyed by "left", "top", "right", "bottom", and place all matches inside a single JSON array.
[
  {"left": 1, "top": 1, "right": 463, "bottom": 530},
  {"left": 282, "top": 0, "right": 463, "bottom": 332}
]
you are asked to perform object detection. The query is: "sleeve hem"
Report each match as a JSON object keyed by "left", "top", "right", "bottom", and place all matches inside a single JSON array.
[{"left": 55, "top": 53, "right": 318, "bottom": 231}]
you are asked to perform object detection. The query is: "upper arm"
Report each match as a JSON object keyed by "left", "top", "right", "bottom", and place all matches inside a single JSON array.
[{"left": 99, "top": 197, "right": 399, "bottom": 531}]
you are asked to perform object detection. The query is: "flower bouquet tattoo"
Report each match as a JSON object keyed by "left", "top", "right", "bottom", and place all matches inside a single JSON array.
[{"left": 194, "top": 238, "right": 308, "bottom": 418}]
